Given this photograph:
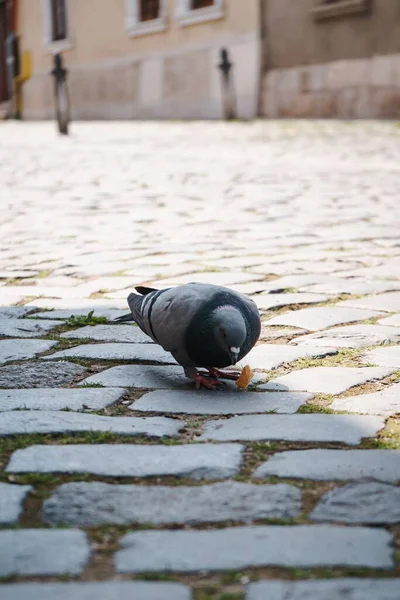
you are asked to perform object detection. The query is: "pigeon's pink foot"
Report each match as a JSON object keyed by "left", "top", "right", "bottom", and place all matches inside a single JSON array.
[
  {"left": 193, "top": 373, "right": 225, "bottom": 390},
  {"left": 207, "top": 367, "right": 240, "bottom": 381}
]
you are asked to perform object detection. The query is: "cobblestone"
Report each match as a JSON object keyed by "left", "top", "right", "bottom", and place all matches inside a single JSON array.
[
  {"left": 246, "top": 579, "right": 400, "bottom": 600},
  {"left": 0, "top": 387, "right": 126, "bottom": 411},
  {"left": 330, "top": 381, "right": 400, "bottom": 415},
  {"left": 0, "top": 411, "right": 182, "bottom": 437},
  {"left": 255, "top": 449, "right": 400, "bottom": 481},
  {"left": 0, "top": 582, "right": 192, "bottom": 600},
  {"left": 265, "top": 306, "right": 384, "bottom": 331},
  {"left": 42, "top": 481, "right": 301, "bottom": 526},
  {"left": 44, "top": 342, "right": 176, "bottom": 363},
  {"left": 293, "top": 324, "right": 400, "bottom": 348},
  {"left": 0, "top": 483, "right": 32, "bottom": 524},
  {"left": 200, "top": 414, "right": 384, "bottom": 444},
  {"left": 61, "top": 324, "right": 152, "bottom": 343},
  {"left": 131, "top": 389, "right": 312, "bottom": 414},
  {"left": 7, "top": 443, "right": 244, "bottom": 479},
  {"left": 0, "top": 529, "right": 90, "bottom": 576},
  {"left": 0, "top": 361, "right": 85, "bottom": 388},
  {"left": 0, "top": 339, "right": 57, "bottom": 364},
  {"left": 114, "top": 525, "right": 393, "bottom": 571}
]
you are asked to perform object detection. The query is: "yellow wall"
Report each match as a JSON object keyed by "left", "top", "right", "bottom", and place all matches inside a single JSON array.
[{"left": 18, "top": 0, "right": 260, "bottom": 119}]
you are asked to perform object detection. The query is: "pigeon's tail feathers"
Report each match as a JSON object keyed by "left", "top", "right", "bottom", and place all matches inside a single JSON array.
[
  {"left": 135, "top": 285, "right": 159, "bottom": 296},
  {"left": 127, "top": 292, "right": 146, "bottom": 330},
  {"left": 113, "top": 312, "right": 134, "bottom": 323}
]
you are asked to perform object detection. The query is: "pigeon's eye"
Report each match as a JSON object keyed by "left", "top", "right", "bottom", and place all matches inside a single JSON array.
[{"left": 220, "top": 328, "right": 227, "bottom": 338}]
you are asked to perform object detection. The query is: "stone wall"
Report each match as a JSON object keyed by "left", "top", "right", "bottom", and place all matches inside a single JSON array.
[{"left": 261, "top": 54, "right": 400, "bottom": 119}]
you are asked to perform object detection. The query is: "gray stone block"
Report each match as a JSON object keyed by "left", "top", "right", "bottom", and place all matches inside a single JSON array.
[
  {"left": 310, "top": 482, "right": 400, "bottom": 524},
  {"left": 0, "top": 411, "right": 182, "bottom": 438},
  {"left": 0, "top": 318, "right": 62, "bottom": 338},
  {"left": 0, "top": 582, "right": 192, "bottom": 600},
  {"left": 0, "top": 361, "right": 85, "bottom": 388},
  {"left": 0, "top": 307, "right": 38, "bottom": 319},
  {"left": 338, "top": 292, "right": 400, "bottom": 312},
  {"left": 114, "top": 525, "right": 393, "bottom": 572},
  {"left": 0, "top": 529, "right": 90, "bottom": 576},
  {"left": 300, "top": 279, "right": 400, "bottom": 296},
  {"left": 293, "top": 324, "right": 400, "bottom": 348},
  {"left": 80, "top": 364, "right": 190, "bottom": 390},
  {"left": 7, "top": 443, "right": 243, "bottom": 479},
  {"left": 0, "top": 483, "right": 32, "bottom": 524},
  {"left": 363, "top": 346, "right": 400, "bottom": 369},
  {"left": 245, "top": 344, "right": 337, "bottom": 371},
  {"left": 43, "top": 343, "right": 175, "bottom": 364},
  {"left": 265, "top": 306, "right": 384, "bottom": 331},
  {"left": 0, "top": 339, "right": 57, "bottom": 365},
  {"left": 199, "top": 414, "right": 384, "bottom": 445},
  {"left": 246, "top": 579, "right": 400, "bottom": 600},
  {"left": 42, "top": 481, "right": 302, "bottom": 526},
  {"left": 254, "top": 449, "right": 400, "bottom": 481},
  {"left": 61, "top": 324, "right": 152, "bottom": 343},
  {"left": 331, "top": 382, "right": 400, "bottom": 416},
  {"left": 260, "top": 366, "right": 394, "bottom": 395},
  {"left": 131, "top": 389, "right": 312, "bottom": 415},
  {"left": 378, "top": 313, "right": 400, "bottom": 327},
  {"left": 0, "top": 387, "right": 126, "bottom": 411},
  {"left": 255, "top": 293, "right": 329, "bottom": 310}
]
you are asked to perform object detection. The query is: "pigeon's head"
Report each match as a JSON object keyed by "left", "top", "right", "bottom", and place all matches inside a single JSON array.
[{"left": 213, "top": 307, "right": 247, "bottom": 365}]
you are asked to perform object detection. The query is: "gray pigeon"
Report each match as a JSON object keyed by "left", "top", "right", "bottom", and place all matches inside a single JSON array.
[{"left": 115, "top": 283, "right": 261, "bottom": 389}]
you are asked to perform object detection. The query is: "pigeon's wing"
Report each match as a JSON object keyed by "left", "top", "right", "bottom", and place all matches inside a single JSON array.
[{"left": 139, "top": 283, "right": 223, "bottom": 365}]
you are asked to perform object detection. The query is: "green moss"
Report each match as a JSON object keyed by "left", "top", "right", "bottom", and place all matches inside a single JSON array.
[{"left": 79, "top": 382, "right": 105, "bottom": 388}]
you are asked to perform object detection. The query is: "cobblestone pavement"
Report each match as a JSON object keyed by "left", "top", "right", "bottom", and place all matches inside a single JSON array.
[{"left": 0, "top": 120, "right": 400, "bottom": 599}]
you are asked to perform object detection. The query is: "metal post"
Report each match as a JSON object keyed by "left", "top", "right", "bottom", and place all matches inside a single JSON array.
[
  {"left": 51, "top": 52, "right": 70, "bottom": 135},
  {"left": 218, "top": 47, "right": 237, "bottom": 120}
]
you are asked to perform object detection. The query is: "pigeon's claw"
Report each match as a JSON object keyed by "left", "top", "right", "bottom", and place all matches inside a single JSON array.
[
  {"left": 193, "top": 372, "right": 225, "bottom": 391},
  {"left": 207, "top": 367, "right": 241, "bottom": 381}
]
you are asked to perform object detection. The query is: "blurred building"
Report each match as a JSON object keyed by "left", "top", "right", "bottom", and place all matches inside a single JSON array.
[
  {"left": 10, "top": 0, "right": 400, "bottom": 120},
  {"left": 17, "top": 0, "right": 260, "bottom": 120},
  {"left": 0, "top": 0, "right": 16, "bottom": 115},
  {"left": 260, "top": 0, "right": 400, "bottom": 118}
]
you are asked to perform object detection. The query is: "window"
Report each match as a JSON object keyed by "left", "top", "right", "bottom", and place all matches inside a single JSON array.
[
  {"left": 191, "top": 0, "right": 215, "bottom": 9},
  {"left": 43, "top": 0, "right": 71, "bottom": 51},
  {"left": 50, "top": 0, "right": 67, "bottom": 41},
  {"left": 176, "top": 0, "right": 223, "bottom": 26},
  {"left": 140, "top": 0, "right": 160, "bottom": 22},
  {"left": 126, "top": 0, "right": 166, "bottom": 37}
]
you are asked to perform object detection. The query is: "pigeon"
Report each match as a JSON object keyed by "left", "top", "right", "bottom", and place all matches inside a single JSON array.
[{"left": 114, "top": 282, "right": 261, "bottom": 389}]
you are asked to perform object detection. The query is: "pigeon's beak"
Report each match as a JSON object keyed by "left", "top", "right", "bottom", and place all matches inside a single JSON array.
[{"left": 229, "top": 347, "right": 240, "bottom": 365}]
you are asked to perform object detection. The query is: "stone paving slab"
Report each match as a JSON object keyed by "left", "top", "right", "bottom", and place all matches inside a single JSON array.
[
  {"left": 0, "top": 411, "right": 182, "bottom": 438},
  {"left": 199, "top": 414, "right": 384, "bottom": 444},
  {"left": 378, "top": 313, "right": 400, "bottom": 326},
  {"left": 0, "top": 307, "right": 38, "bottom": 319},
  {"left": 0, "top": 318, "right": 62, "bottom": 338},
  {"left": 6, "top": 443, "right": 244, "bottom": 479},
  {"left": 131, "top": 389, "right": 312, "bottom": 415},
  {"left": 61, "top": 324, "right": 152, "bottom": 343},
  {"left": 80, "top": 364, "right": 194, "bottom": 389},
  {"left": 259, "top": 366, "right": 395, "bottom": 395},
  {"left": 0, "top": 361, "right": 85, "bottom": 388},
  {"left": 338, "top": 292, "right": 400, "bottom": 312},
  {"left": 0, "top": 339, "right": 57, "bottom": 364},
  {"left": 0, "top": 387, "right": 126, "bottom": 412},
  {"left": 0, "top": 270, "right": 39, "bottom": 278},
  {"left": 254, "top": 449, "right": 400, "bottom": 481},
  {"left": 331, "top": 381, "right": 400, "bottom": 416},
  {"left": 148, "top": 272, "right": 263, "bottom": 286},
  {"left": 363, "top": 346, "right": 400, "bottom": 368},
  {"left": 43, "top": 343, "right": 176, "bottom": 363},
  {"left": 246, "top": 579, "right": 400, "bottom": 600},
  {"left": 254, "top": 293, "right": 329, "bottom": 310},
  {"left": 42, "top": 481, "right": 302, "bottom": 526},
  {"left": 292, "top": 324, "right": 400, "bottom": 348},
  {"left": 114, "top": 525, "right": 393, "bottom": 572},
  {"left": 0, "top": 582, "right": 192, "bottom": 600},
  {"left": 265, "top": 307, "right": 384, "bottom": 331},
  {"left": 310, "top": 482, "right": 400, "bottom": 524},
  {"left": 299, "top": 279, "right": 400, "bottom": 295},
  {"left": 0, "top": 483, "right": 32, "bottom": 524},
  {"left": 245, "top": 344, "right": 338, "bottom": 371},
  {"left": 0, "top": 529, "right": 90, "bottom": 576},
  {"left": 33, "top": 307, "right": 128, "bottom": 320}
]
